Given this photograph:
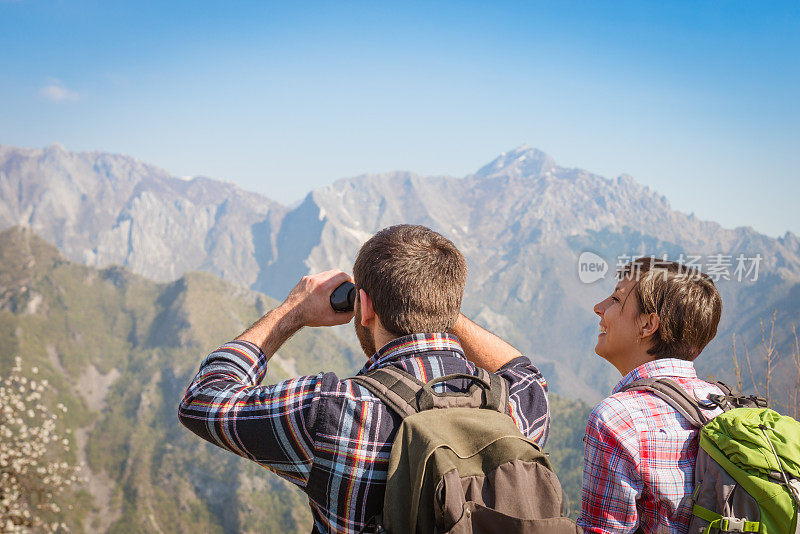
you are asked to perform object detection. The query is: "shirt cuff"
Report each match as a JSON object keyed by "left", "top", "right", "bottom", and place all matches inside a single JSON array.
[
  {"left": 199, "top": 340, "right": 270, "bottom": 386},
  {"left": 496, "top": 354, "right": 533, "bottom": 371}
]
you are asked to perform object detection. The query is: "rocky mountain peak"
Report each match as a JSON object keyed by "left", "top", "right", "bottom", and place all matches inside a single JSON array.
[
  {"left": 44, "top": 142, "right": 68, "bottom": 154},
  {"left": 615, "top": 173, "right": 635, "bottom": 185},
  {"left": 473, "top": 145, "right": 557, "bottom": 180}
]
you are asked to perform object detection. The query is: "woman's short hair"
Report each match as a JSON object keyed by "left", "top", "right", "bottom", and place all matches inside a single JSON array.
[{"left": 619, "top": 257, "right": 722, "bottom": 361}]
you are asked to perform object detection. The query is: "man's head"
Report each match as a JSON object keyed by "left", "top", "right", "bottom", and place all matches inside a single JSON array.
[
  {"left": 593, "top": 257, "right": 722, "bottom": 372},
  {"left": 352, "top": 225, "right": 467, "bottom": 354}
]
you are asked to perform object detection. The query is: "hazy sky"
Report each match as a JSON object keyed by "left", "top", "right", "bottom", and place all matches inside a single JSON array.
[{"left": 1, "top": 1, "right": 798, "bottom": 237}]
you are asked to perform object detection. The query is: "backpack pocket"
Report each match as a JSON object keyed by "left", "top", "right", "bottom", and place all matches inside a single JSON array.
[
  {"left": 434, "top": 461, "right": 579, "bottom": 533},
  {"left": 443, "top": 502, "right": 582, "bottom": 534},
  {"left": 688, "top": 451, "right": 761, "bottom": 534}
]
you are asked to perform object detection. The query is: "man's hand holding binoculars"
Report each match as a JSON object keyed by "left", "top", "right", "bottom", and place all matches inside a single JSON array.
[
  {"left": 235, "top": 270, "right": 355, "bottom": 359},
  {"left": 283, "top": 270, "right": 356, "bottom": 328}
]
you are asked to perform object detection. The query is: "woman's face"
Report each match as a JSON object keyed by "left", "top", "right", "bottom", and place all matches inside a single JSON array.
[{"left": 593, "top": 276, "right": 645, "bottom": 366}]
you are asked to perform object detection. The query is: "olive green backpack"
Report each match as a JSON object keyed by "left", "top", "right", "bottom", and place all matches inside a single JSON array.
[
  {"left": 351, "top": 366, "right": 581, "bottom": 534},
  {"left": 620, "top": 378, "right": 800, "bottom": 534}
]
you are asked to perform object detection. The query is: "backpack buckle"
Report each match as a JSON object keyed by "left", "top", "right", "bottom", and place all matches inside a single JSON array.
[{"left": 721, "top": 517, "right": 745, "bottom": 532}]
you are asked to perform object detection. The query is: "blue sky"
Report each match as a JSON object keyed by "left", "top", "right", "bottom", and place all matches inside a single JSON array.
[{"left": 1, "top": 1, "right": 798, "bottom": 237}]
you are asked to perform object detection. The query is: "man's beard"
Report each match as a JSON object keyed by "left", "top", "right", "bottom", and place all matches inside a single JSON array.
[{"left": 354, "top": 305, "right": 377, "bottom": 357}]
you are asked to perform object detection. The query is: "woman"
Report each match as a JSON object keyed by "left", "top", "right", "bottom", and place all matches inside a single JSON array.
[{"left": 577, "top": 257, "right": 725, "bottom": 534}]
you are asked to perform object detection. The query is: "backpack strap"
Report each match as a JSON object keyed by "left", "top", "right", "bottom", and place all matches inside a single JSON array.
[
  {"left": 618, "top": 377, "right": 709, "bottom": 427},
  {"left": 349, "top": 366, "right": 510, "bottom": 419},
  {"left": 482, "top": 368, "right": 511, "bottom": 415},
  {"left": 349, "top": 366, "right": 425, "bottom": 419}
]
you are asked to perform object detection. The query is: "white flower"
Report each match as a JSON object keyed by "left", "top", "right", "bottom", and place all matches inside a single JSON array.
[{"left": 0, "top": 358, "right": 80, "bottom": 530}]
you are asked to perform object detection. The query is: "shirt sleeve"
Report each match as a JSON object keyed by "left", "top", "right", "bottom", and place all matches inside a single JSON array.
[
  {"left": 177, "top": 340, "right": 328, "bottom": 488},
  {"left": 577, "top": 397, "right": 643, "bottom": 534},
  {"left": 494, "top": 355, "right": 550, "bottom": 446}
]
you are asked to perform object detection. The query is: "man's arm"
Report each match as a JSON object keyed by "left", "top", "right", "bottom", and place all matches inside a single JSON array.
[
  {"left": 178, "top": 270, "right": 354, "bottom": 486},
  {"left": 451, "top": 313, "right": 522, "bottom": 372},
  {"left": 453, "top": 313, "right": 550, "bottom": 444}
]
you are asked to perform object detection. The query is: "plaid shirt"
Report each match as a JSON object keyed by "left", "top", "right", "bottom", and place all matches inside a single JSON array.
[
  {"left": 577, "top": 358, "right": 724, "bottom": 534},
  {"left": 178, "top": 332, "right": 550, "bottom": 533}
]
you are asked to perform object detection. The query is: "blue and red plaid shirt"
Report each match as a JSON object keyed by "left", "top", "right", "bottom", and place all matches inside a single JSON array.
[
  {"left": 577, "top": 358, "right": 724, "bottom": 534},
  {"left": 178, "top": 332, "right": 550, "bottom": 533}
]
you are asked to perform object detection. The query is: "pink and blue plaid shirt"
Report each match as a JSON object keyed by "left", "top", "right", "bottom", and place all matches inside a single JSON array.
[{"left": 577, "top": 358, "right": 724, "bottom": 534}]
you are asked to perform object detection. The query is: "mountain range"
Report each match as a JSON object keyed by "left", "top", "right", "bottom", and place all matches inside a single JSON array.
[{"left": 2, "top": 142, "right": 799, "bottom": 402}]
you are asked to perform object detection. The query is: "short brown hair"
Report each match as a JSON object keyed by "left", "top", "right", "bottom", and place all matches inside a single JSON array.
[
  {"left": 353, "top": 225, "right": 467, "bottom": 336},
  {"left": 618, "top": 257, "right": 722, "bottom": 361}
]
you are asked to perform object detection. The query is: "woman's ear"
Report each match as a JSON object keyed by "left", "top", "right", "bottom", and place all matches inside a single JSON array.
[{"left": 640, "top": 312, "right": 660, "bottom": 339}]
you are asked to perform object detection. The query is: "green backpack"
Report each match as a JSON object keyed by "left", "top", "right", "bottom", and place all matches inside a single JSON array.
[
  {"left": 350, "top": 366, "right": 581, "bottom": 534},
  {"left": 620, "top": 378, "right": 800, "bottom": 534}
]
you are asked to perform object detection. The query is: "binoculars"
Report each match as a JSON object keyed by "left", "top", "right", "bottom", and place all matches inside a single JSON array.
[{"left": 330, "top": 281, "right": 356, "bottom": 312}]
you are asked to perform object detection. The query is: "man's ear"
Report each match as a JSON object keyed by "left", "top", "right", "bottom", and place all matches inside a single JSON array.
[
  {"left": 358, "top": 289, "right": 376, "bottom": 326},
  {"left": 640, "top": 312, "right": 660, "bottom": 339}
]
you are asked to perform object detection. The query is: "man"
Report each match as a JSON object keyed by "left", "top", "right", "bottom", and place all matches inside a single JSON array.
[
  {"left": 577, "top": 257, "right": 725, "bottom": 534},
  {"left": 178, "top": 224, "right": 550, "bottom": 533}
]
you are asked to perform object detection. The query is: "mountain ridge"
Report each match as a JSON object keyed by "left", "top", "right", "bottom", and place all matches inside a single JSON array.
[{"left": 2, "top": 142, "right": 798, "bottom": 402}]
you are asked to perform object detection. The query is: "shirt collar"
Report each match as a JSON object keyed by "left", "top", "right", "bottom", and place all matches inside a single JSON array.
[
  {"left": 613, "top": 358, "right": 698, "bottom": 394},
  {"left": 360, "top": 333, "right": 465, "bottom": 373}
]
